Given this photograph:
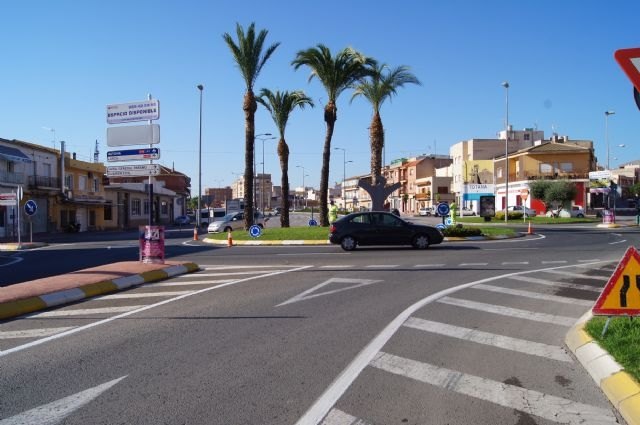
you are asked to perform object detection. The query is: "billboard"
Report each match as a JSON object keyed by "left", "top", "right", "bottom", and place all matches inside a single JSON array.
[{"left": 589, "top": 170, "right": 612, "bottom": 194}]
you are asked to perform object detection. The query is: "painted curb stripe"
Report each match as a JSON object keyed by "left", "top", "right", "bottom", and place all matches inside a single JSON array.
[
  {"left": 601, "top": 372, "right": 640, "bottom": 408},
  {"left": 80, "top": 281, "right": 119, "bottom": 298},
  {"left": 40, "top": 288, "right": 87, "bottom": 306},
  {"left": 620, "top": 394, "right": 640, "bottom": 425},
  {"left": 140, "top": 270, "right": 169, "bottom": 282},
  {"left": 112, "top": 275, "right": 145, "bottom": 290},
  {"left": 0, "top": 297, "right": 47, "bottom": 320}
]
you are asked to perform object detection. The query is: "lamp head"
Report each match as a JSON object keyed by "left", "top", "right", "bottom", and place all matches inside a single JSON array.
[
  {"left": 605, "top": 110, "right": 615, "bottom": 116},
  {"left": 197, "top": 85, "right": 203, "bottom": 91},
  {"left": 501, "top": 81, "right": 509, "bottom": 88}
]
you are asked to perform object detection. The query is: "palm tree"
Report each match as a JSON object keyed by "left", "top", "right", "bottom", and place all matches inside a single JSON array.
[
  {"left": 223, "top": 22, "right": 280, "bottom": 229},
  {"left": 257, "top": 89, "right": 314, "bottom": 227},
  {"left": 292, "top": 45, "right": 370, "bottom": 226},
  {"left": 351, "top": 63, "right": 421, "bottom": 186}
]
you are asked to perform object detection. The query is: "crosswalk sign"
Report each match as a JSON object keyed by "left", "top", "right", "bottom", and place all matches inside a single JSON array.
[{"left": 592, "top": 246, "right": 640, "bottom": 315}]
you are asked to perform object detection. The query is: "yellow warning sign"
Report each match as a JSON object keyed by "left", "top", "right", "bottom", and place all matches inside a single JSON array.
[{"left": 593, "top": 246, "right": 640, "bottom": 315}]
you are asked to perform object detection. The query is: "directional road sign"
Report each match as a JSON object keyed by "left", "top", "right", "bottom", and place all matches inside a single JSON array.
[
  {"left": 308, "top": 219, "right": 318, "bottom": 226},
  {"left": 614, "top": 47, "right": 640, "bottom": 93},
  {"left": 436, "top": 202, "right": 450, "bottom": 217},
  {"left": 249, "top": 225, "right": 262, "bottom": 238},
  {"left": 107, "top": 99, "right": 160, "bottom": 124},
  {"left": 107, "top": 124, "right": 160, "bottom": 147},
  {"left": 107, "top": 148, "right": 160, "bottom": 162},
  {"left": 24, "top": 200, "right": 37, "bottom": 216},
  {"left": 106, "top": 164, "right": 161, "bottom": 177},
  {"left": 593, "top": 246, "right": 640, "bottom": 316}
]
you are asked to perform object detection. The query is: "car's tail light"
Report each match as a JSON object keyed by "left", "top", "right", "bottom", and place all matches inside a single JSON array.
[{"left": 329, "top": 224, "right": 336, "bottom": 233}]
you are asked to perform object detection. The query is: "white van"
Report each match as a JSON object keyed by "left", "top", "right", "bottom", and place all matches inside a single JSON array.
[{"left": 197, "top": 208, "right": 226, "bottom": 227}]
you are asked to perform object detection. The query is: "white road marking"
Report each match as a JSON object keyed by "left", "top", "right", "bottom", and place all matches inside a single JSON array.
[
  {"left": 0, "top": 256, "right": 23, "bottom": 267},
  {"left": 413, "top": 264, "right": 446, "bottom": 268},
  {"left": 0, "top": 376, "right": 127, "bottom": 425},
  {"left": 509, "top": 275, "right": 602, "bottom": 292},
  {"left": 148, "top": 279, "right": 236, "bottom": 287},
  {"left": 541, "top": 260, "right": 567, "bottom": 264},
  {"left": 577, "top": 259, "right": 603, "bottom": 263},
  {"left": 403, "top": 317, "right": 571, "bottom": 362},
  {"left": 1, "top": 266, "right": 312, "bottom": 357},
  {"left": 365, "top": 265, "right": 398, "bottom": 268},
  {"left": 370, "top": 352, "right": 616, "bottom": 425},
  {"left": 201, "top": 265, "right": 305, "bottom": 270},
  {"left": 459, "top": 263, "right": 488, "bottom": 266},
  {"left": 93, "top": 291, "right": 194, "bottom": 300},
  {"left": 472, "top": 284, "right": 594, "bottom": 306},
  {"left": 543, "top": 269, "right": 609, "bottom": 281},
  {"left": 0, "top": 327, "right": 76, "bottom": 339},
  {"left": 609, "top": 239, "right": 627, "bottom": 245},
  {"left": 277, "top": 278, "right": 383, "bottom": 307},
  {"left": 321, "top": 408, "right": 371, "bottom": 425},
  {"left": 319, "top": 265, "right": 351, "bottom": 269},
  {"left": 438, "top": 297, "right": 577, "bottom": 326},
  {"left": 27, "top": 306, "right": 145, "bottom": 318},
  {"left": 501, "top": 261, "right": 529, "bottom": 265},
  {"left": 178, "top": 270, "right": 288, "bottom": 277}
]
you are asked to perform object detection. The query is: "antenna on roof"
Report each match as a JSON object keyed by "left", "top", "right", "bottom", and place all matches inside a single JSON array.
[{"left": 94, "top": 140, "right": 99, "bottom": 163}]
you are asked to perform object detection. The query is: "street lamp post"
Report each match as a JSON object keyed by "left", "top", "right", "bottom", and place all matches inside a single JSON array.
[
  {"left": 501, "top": 81, "right": 510, "bottom": 223},
  {"left": 334, "top": 147, "right": 347, "bottom": 203},
  {"left": 253, "top": 133, "right": 272, "bottom": 223},
  {"left": 196, "top": 85, "right": 204, "bottom": 230},
  {"left": 296, "top": 165, "right": 307, "bottom": 208},
  {"left": 259, "top": 135, "right": 276, "bottom": 213},
  {"left": 605, "top": 110, "right": 615, "bottom": 170}
]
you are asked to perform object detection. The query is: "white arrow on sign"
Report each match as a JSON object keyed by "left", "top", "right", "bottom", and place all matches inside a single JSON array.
[
  {"left": 276, "top": 277, "right": 383, "bottom": 307},
  {"left": 0, "top": 376, "right": 127, "bottom": 425}
]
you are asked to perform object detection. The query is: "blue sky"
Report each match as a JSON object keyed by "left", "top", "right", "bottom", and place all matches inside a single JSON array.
[{"left": 1, "top": 1, "right": 639, "bottom": 192}]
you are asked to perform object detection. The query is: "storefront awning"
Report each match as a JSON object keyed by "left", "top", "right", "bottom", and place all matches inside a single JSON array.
[{"left": 0, "top": 146, "right": 31, "bottom": 163}]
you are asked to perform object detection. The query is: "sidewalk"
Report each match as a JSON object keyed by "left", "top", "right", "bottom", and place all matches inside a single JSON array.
[{"left": 0, "top": 260, "right": 199, "bottom": 320}]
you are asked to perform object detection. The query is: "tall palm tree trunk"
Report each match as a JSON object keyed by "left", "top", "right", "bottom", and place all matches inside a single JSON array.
[
  {"left": 278, "top": 139, "right": 290, "bottom": 227},
  {"left": 320, "top": 102, "right": 337, "bottom": 226},
  {"left": 370, "top": 112, "right": 384, "bottom": 186},
  {"left": 243, "top": 91, "right": 257, "bottom": 229}
]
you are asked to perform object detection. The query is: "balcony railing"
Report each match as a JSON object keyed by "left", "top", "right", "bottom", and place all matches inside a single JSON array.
[
  {"left": 496, "top": 171, "right": 590, "bottom": 183},
  {"left": 28, "top": 175, "right": 61, "bottom": 189},
  {"left": 0, "top": 170, "right": 25, "bottom": 185}
]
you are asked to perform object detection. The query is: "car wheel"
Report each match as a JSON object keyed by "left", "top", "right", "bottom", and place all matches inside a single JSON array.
[
  {"left": 340, "top": 235, "right": 357, "bottom": 251},
  {"left": 223, "top": 226, "right": 232, "bottom": 233},
  {"left": 412, "top": 234, "right": 430, "bottom": 249},
  {"left": 576, "top": 213, "right": 584, "bottom": 218}
]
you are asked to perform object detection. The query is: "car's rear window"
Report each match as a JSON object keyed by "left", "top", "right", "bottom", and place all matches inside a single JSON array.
[{"left": 350, "top": 214, "right": 372, "bottom": 224}]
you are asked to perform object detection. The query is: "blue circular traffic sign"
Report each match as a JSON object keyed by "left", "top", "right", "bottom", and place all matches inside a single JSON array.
[
  {"left": 444, "top": 217, "right": 453, "bottom": 226},
  {"left": 308, "top": 219, "right": 318, "bottom": 226},
  {"left": 436, "top": 224, "right": 446, "bottom": 230},
  {"left": 436, "top": 202, "right": 450, "bottom": 217},
  {"left": 249, "top": 224, "right": 262, "bottom": 238},
  {"left": 24, "top": 199, "right": 37, "bottom": 216}
]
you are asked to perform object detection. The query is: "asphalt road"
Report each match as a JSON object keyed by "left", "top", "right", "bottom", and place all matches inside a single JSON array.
[{"left": 0, "top": 224, "right": 637, "bottom": 424}]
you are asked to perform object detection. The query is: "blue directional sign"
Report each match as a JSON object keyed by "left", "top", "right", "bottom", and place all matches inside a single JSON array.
[
  {"left": 249, "top": 224, "right": 262, "bottom": 238},
  {"left": 444, "top": 217, "right": 453, "bottom": 226},
  {"left": 308, "top": 219, "right": 318, "bottom": 226},
  {"left": 436, "top": 223, "right": 446, "bottom": 230},
  {"left": 24, "top": 199, "right": 37, "bottom": 216},
  {"left": 436, "top": 202, "right": 450, "bottom": 217},
  {"left": 107, "top": 148, "right": 160, "bottom": 162}
]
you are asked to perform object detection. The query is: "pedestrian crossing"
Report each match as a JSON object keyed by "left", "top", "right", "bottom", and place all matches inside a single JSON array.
[{"left": 310, "top": 263, "right": 618, "bottom": 424}]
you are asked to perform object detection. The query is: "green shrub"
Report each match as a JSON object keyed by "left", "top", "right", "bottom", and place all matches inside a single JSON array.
[
  {"left": 494, "top": 211, "right": 523, "bottom": 220},
  {"left": 442, "top": 225, "right": 482, "bottom": 237}
]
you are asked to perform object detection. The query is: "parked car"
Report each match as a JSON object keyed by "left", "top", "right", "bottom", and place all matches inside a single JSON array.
[
  {"left": 207, "top": 211, "right": 266, "bottom": 233},
  {"left": 329, "top": 211, "right": 444, "bottom": 251},
  {"left": 546, "top": 205, "right": 585, "bottom": 218},
  {"left": 174, "top": 215, "right": 192, "bottom": 226},
  {"left": 274, "top": 207, "right": 283, "bottom": 216},
  {"left": 460, "top": 207, "right": 476, "bottom": 216},
  {"left": 507, "top": 205, "right": 537, "bottom": 217},
  {"left": 419, "top": 207, "right": 433, "bottom": 216}
]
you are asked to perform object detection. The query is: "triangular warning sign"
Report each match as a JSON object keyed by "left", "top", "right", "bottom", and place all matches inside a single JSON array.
[
  {"left": 614, "top": 47, "right": 640, "bottom": 93},
  {"left": 593, "top": 246, "right": 640, "bottom": 315}
]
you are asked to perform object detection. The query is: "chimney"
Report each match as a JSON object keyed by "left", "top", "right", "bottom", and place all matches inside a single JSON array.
[{"left": 72, "top": 152, "right": 76, "bottom": 160}]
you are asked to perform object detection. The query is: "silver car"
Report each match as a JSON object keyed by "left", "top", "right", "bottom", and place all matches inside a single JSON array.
[{"left": 207, "top": 211, "right": 265, "bottom": 233}]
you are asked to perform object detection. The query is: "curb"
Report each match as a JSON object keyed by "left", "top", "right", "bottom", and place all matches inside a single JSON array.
[
  {"left": 0, "top": 262, "right": 200, "bottom": 320},
  {"left": 0, "top": 242, "right": 47, "bottom": 251},
  {"left": 565, "top": 311, "right": 640, "bottom": 425}
]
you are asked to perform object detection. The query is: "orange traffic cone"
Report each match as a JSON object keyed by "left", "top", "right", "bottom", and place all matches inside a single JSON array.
[
  {"left": 193, "top": 226, "right": 198, "bottom": 241},
  {"left": 227, "top": 230, "right": 233, "bottom": 247},
  {"left": 527, "top": 221, "right": 533, "bottom": 235}
]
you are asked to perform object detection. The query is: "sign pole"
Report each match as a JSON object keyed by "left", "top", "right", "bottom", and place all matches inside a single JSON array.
[
  {"left": 148, "top": 93, "right": 154, "bottom": 227},
  {"left": 16, "top": 188, "right": 21, "bottom": 247}
]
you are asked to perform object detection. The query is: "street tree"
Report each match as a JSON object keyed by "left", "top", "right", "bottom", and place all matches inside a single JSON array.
[
  {"left": 351, "top": 62, "right": 421, "bottom": 187},
  {"left": 292, "top": 45, "right": 370, "bottom": 226},
  {"left": 257, "top": 89, "right": 314, "bottom": 227},
  {"left": 529, "top": 180, "right": 577, "bottom": 215},
  {"left": 223, "top": 22, "right": 280, "bottom": 229}
]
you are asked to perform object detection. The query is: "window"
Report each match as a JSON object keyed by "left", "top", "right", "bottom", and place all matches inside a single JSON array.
[
  {"left": 78, "top": 175, "right": 87, "bottom": 191},
  {"left": 104, "top": 205, "right": 112, "bottom": 221},
  {"left": 89, "top": 210, "right": 96, "bottom": 226},
  {"left": 350, "top": 214, "right": 372, "bottom": 224},
  {"left": 43, "top": 163, "right": 51, "bottom": 177},
  {"left": 560, "top": 162, "right": 573, "bottom": 172},
  {"left": 7, "top": 162, "right": 15, "bottom": 173},
  {"left": 161, "top": 201, "right": 168, "bottom": 215},
  {"left": 497, "top": 167, "right": 503, "bottom": 178},
  {"left": 524, "top": 133, "right": 530, "bottom": 141},
  {"left": 93, "top": 178, "right": 99, "bottom": 192},
  {"left": 65, "top": 174, "right": 73, "bottom": 190},
  {"left": 437, "top": 186, "right": 449, "bottom": 194},
  {"left": 143, "top": 199, "right": 150, "bottom": 215},
  {"left": 540, "top": 163, "right": 553, "bottom": 173},
  {"left": 132, "top": 199, "right": 141, "bottom": 216}
]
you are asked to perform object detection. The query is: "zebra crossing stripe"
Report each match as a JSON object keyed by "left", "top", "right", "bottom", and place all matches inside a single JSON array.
[
  {"left": 543, "top": 269, "right": 610, "bottom": 281},
  {"left": 438, "top": 297, "right": 577, "bottom": 326},
  {"left": 94, "top": 291, "right": 194, "bottom": 300},
  {"left": 509, "top": 275, "right": 602, "bottom": 292},
  {"left": 0, "top": 327, "right": 76, "bottom": 339},
  {"left": 472, "top": 284, "right": 594, "bottom": 306},
  {"left": 403, "top": 317, "right": 571, "bottom": 362},
  {"left": 26, "top": 306, "right": 144, "bottom": 318},
  {"left": 150, "top": 279, "right": 236, "bottom": 287},
  {"left": 178, "top": 270, "right": 288, "bottom": 277},
  {"left": 370, "top": 352, "right": 617, "bottom": 424},
  {"left": 321, "top": 408, "right": 371, "bottom": 425}
]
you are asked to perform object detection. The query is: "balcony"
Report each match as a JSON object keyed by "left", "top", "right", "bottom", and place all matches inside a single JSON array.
[
  {"left": 0, "top": 170, "right": 25, "bottom": 185},
  {"left": 496, "top": 171, "right": 590, "bottom": 184},
  {"left": 28, "top": 175, "right": 61, "bottom": 189}
]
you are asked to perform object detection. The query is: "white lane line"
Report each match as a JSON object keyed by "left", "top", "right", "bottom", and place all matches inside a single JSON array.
[
  {"left": 0, "top": 327, "right": 76, "bottom": 339},
  {"left": 577, "top": 259, "right": 603, "bottom": 263},
  {"left": 148, "top": 279, "right": 236, "bottom": 287},
  {"left": 295, "top": 260, "right": 606, "bottom": 425},
  {"left": 413, "top": 264, "right": 446, "bottom": 268},
  {"left": 543, "top": 269, "right": 609, "bottom": 281},
  {"left": 178, "top": 270, "right": 288, "bottom": 277},
  {"left": 501, "top": 262, "right": 529, "bottom": 265},
  {"left": 365, "top": 265, "right": 398, "bottom": 269},
  {"left": 26, "top": 306, "right": 145, "bottom": 318},
  {"left": 2, "top": 266, "right": 312, "bottom": 357},
  {"left": 370, "top": 352, "right": 616, "bottom": 425},
  {"left": 509, "top": 275, "right": 602, "bottom": 293},
  {"left": 0, "top": 256, "right": 23, "bottom": 267},
  {"left": 438, "top": 297, "right": 577, "bottom": 326},
  {"left": 541, "top": 261, "right": 567, "bottom": 264},
  {"left": 201, "top": 265, "right": 305, "bottom": 270},
  {"left": 319, "top": 265, "right": 351, "bottom": 269},
  {"left": 403, "top": 317, "right": 571, "bottom": 362},
  {"left": 459, "top": 263, "right": 488, "bottom": 266},
  {"left": 93, "top": 291, "right": 194, "bottom": 300},
  {"left": 609, "top": 240, "right": 627, "bottom": 245},
  {"left": 0, "top": 376, "right": 128, "bottom": 425},
  {"left": 321, "top": 408, "right": 371, "bottom": 425},
  {"left": 472, "top": 284, "right": 594, "bottom": 307}
]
